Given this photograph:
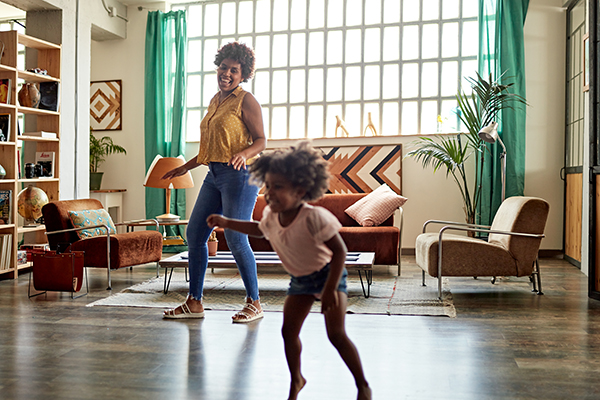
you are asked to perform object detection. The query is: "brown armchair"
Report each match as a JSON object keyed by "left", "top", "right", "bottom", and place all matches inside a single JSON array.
[
  {"left": 42, "top": 199, "right": 163, "bottom": 289},
  {"left": 415, "top": 196, "right": 550, "bottom": 299}
]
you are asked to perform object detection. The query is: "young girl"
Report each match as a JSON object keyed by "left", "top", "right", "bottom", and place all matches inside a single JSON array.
[{"left": 206, "top": 142, "right": 371, "bottom": 400}]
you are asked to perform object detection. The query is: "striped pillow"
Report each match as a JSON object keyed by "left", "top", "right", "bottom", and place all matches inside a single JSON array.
[
  {"left": 344, "top": 184, "right": 407, "bottom": 227},
  {"left": 68, "top": 209, "right": 117, "bottom": 239}
]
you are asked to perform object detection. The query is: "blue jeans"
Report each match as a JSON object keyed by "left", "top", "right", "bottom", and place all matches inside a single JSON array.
[{"left": 187, "top": 162, "right": 260, "bottom": 301}]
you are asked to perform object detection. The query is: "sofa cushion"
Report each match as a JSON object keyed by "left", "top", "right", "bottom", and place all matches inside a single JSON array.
[
  {"left": 70, "top": 231, "right": 163, "bottom": 269},
  {"left": 345, "top": 184, "right": 407, "bottom": 227},
  {"left": 68, "top": 209, "right": 117, "bottom": 239}
]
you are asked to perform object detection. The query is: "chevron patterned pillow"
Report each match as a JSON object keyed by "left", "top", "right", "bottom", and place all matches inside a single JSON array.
[
  {"left": 344, "top": 184, "right": 407, "bottom": 227},
  {"left": 68, "top": 209, "right": 117, "bottom": 239}
]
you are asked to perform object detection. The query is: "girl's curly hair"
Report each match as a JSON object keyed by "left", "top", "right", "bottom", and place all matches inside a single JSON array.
[
  {"left": 214, "top": 42, "right": 256, "bottom": 82},
  {"left": 249, "top": 141, "right": 331, "bottom": 202}
]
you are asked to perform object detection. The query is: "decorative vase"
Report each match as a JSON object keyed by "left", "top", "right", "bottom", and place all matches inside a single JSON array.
[
  {"left": 208, "top": 240, "right": 218, "bottom": 256},
  {"left": 0, "top": 163, "right": 5, "bottom": 179},
  {"left": 18, "top": 83, "right": 41, "bottom": 108},
  {"left": 89, "top": 172, "right": 103, "bottom": 190}
]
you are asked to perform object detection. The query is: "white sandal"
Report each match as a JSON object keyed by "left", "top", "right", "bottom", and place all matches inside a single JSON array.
[
  {"left": 163, "top": 301, "right": 205, "bottom": 319},
  {"left": 232, "top": 302, "right": 264, "bottom": 323}
]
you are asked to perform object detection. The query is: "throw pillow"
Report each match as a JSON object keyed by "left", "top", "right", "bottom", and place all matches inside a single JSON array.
[
  {"left": 68, "top": 209, "right": 117, "bottom": 239},
  {"left": 345, "top": 184, "right": 408, "bottom": 227}
]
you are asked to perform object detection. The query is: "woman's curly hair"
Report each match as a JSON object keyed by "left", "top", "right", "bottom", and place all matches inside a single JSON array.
[
  {"left": 249, "top": 141, "right": 331, "bottom": 202},
  {"left": 214, "top": 42, "right": 256, "bottom": 82}
]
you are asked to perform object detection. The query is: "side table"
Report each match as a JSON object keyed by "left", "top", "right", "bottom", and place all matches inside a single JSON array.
[{"left": 90, "top": 189, "right": 126, "bottom": 225}]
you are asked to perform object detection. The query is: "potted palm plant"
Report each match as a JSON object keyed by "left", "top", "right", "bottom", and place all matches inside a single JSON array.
[
  {"left": 89, "top": 132, "right": 127, "bottom": 190},
  {"left": 405, "top": 73, "right": 527, "bottom": 226}
]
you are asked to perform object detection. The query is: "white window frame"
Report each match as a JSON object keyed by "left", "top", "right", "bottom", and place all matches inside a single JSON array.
[{"left": 173, "top": 0, "right": 478, "bottom": 142}]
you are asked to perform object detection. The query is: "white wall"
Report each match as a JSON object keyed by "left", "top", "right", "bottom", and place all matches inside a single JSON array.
[
  {"left": 523, "top": 0, "right": 567, "bottom": 253},
  {"left": 90, "top": 0, "right": 566, "bottom": 253},
  {"left": 91, "top": 2, "right": 168, "bottom": 227}
]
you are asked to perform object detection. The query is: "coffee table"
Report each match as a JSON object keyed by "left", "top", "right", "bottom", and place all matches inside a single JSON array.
[{"left": 159, "top": 251, "right": 376, "bottom": 297}]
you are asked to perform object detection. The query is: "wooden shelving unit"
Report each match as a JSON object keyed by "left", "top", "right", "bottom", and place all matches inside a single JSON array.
[{"left": 0, "top": 30, "right": 60, "bottom": 279}]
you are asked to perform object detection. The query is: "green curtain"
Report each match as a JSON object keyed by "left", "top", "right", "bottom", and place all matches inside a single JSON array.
[
  {"left": 477, "top": 0, "right": 529, "bottom": 225},
  {"left": 144, "top": 10, "right": 187, "bottom": 238}
]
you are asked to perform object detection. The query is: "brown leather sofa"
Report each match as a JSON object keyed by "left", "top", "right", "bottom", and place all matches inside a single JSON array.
[
  {"left": 42, "top": 199, "right": 163, "bottom": 289},
  {"left": 215, "top": 194, "right": 403, "bottom": 273}
]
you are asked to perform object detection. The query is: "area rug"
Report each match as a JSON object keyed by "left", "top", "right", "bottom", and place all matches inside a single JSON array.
[{"left": 87, "top": 268, "right": 456, "bottom": 317}]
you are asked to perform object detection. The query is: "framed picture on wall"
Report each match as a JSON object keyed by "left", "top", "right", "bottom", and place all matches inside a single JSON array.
[{"left": 90, "top": 80, "right": 122, "bottom": 131}]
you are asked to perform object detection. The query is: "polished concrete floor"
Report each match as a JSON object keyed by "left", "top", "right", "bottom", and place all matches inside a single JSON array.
[{"left": 0, "top": 256, "right": 599, "bottom": 400}]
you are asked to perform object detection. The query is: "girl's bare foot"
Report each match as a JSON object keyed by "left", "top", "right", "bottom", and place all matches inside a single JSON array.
[
  {"left": 357, "top": 384, "right": 372, "bottom": 400},
  {"left": 288, "top": 376, "right": 306, "bottom": 400}
]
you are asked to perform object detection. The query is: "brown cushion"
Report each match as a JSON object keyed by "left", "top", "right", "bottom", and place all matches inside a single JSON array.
[{"left": 70, "top": 231, "right": 163, "bottom": 269}]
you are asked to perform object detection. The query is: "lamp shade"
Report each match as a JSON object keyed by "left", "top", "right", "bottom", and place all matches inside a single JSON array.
[
  {"left": 478, "top": 121, "right": 499, "bottom": 143},
  {"left": 144, "top": 155, "right": 194, "bottom": 189}
]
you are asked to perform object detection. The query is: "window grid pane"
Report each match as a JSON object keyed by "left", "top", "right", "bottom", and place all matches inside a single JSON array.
[{"left": 176, "top": 0, "right": 477, "bottom": 140}]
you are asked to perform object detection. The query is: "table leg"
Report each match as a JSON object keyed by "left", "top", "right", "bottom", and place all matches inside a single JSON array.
[
  {"left": 164, "top": 267, "right": 176, "bottom": 294},
  {"left": 357, "top": 270, "right": 372, "bottom": 298}
]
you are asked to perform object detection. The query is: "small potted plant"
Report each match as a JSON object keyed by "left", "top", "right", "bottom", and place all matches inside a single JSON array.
[
  {"left": 89, "top": 131, "right": 127, "bottom": 190},
  {"left": 208, "top": 230, "right": 218, "bottom": 256}
]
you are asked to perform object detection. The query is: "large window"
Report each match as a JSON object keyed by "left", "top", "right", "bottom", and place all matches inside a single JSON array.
[{"left": 173, "top": 0, "right": 478, "bottom": 141}]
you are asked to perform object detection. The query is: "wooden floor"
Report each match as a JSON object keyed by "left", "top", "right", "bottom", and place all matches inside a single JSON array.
[{"left": 0, "top": 256, "right": 599, "bottom": 400}]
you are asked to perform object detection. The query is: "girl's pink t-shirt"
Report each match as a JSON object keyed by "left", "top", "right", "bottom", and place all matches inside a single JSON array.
[{"left": 258, "top": 203, "right": 342, "bottom": 277}]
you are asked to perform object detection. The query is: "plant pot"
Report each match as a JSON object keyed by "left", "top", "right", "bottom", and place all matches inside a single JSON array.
[
  {"left": 208, "top": 240, "right": 218, "bottom": 256},
  {"left": 90, "top": 172, "right": 104, "bottom": 190}
]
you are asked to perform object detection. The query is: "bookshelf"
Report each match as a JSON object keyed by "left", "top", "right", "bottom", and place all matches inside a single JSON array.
[{"left": 0, "top": 30, "right": 60, "bottom": 279}]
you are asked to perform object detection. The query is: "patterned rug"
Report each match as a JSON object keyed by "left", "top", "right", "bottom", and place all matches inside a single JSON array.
[{"left": 87, "top": 267, "right": 456, "bottom": 317}]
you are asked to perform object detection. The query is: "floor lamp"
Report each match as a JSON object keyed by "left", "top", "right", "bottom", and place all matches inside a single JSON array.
[
  {"left": 144, "top": 155, "right": 194, "bottom": 222},
  {"left": 478, "top": 121, "right": 507, "bottom": 201}
]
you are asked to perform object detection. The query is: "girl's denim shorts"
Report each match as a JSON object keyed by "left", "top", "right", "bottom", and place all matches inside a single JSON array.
[{"left": 287, "top": 264, "right": 348, "bottom": 296}]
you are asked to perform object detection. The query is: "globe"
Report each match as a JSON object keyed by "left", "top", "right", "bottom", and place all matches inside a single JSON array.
[{"left": 17, "top": 186, "right": 49, "bottom": 221}]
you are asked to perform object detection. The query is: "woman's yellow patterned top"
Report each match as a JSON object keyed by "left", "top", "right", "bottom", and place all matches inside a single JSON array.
[{"left": 196, "top": 86, "right": 257, "bottom": 165}]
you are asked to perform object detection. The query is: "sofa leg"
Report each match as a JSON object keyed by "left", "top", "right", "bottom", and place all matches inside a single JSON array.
[{"left": 421, "top": 270, "right": 426, "bottom": 287}]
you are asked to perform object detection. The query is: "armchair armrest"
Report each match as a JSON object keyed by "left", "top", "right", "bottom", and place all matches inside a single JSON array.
[
  {"left": 45, "top": 224, "right": 112, "bottom": 236},
  {"left": 437, "top": 225, "right": 545, "bottom": 241},
  {"left": 116, "top": 219, "right": 160, "bottom": 231},
  {"left": 423, "top": 219, "right": 490, "bottom": 233}
]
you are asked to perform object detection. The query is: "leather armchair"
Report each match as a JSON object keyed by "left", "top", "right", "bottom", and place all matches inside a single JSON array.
[
  {"left": 415, "top": 196, "right": 550, "bottom": 299},
  {"left": 42, "top": 199, "right": 163, "bottom": 289}
]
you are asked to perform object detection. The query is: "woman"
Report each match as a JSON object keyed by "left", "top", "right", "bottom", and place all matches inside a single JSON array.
[{"left": 162, "top": 42, "right": 266, "bottom": 322}]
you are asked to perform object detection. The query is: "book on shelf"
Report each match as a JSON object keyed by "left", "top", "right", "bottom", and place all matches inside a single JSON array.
[
  {"left": 0, "top": 78, "right": 11, "bottom": 104},
  {"left": 35, "top": 151, "right": 55, "bottom": 177},
  {"left": 17, "top": 250, "right": 27, "bottom": 265},
  {"left": 20, "top": 243, "right": 49, "bottom": 262},
  {"left": 0, "top": 233, "right": 12, "bottom": 270},
  {"left": 0, "top": 113, "right": 10, "bottom": 142},
  {"left": 38, "top": 81, "right": 59, "bottom": 112},
  {"left": 0, "top": 190, "right": 11, "bottom": 224},
  {"left": 28, "top": 131, "right": 57, "bottom": 139}
]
